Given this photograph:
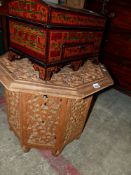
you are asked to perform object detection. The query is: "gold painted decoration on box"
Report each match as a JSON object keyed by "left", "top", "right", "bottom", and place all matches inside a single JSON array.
[
  {"left": 8, "top": 0, "right": 48, "bottom": 23},
  {"left": 51, "top": 10, "right": 105, "bottom": 27},
  {"left": 9, "top": 20, "right": 46, "bottom": 59}
]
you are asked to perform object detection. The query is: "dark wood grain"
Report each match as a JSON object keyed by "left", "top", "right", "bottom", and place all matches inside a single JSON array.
[{"left": 86, "top": 0, "right": 131, "bottom": 93}]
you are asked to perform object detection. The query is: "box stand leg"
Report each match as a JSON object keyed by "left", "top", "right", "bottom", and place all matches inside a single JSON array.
[
  {"left": 22, "top": 145, "right": 30, "bottom": 153},
  {"left": 71, "top": 60, "right": 84, "bottom": 71},
  {"left": 33, "top": 64, "right": 59, "bottom": 81},
  {"left": 8, "top": 51, "right": 22, "bottom": 61}
]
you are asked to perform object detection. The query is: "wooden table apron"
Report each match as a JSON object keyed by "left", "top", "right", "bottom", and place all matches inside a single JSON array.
[{"left": 0, "top": 54, "right": 113, "bottom": 155}]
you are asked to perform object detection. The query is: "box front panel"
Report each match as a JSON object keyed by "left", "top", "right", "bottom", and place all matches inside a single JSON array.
[
  {"left": 8, "top": 0, "right": 48, "bottom": 23},
  {"left": 9, "top": 19, "right": 47, "bottom": 61},
  {"left": 48, "top": 30, "right": 103, "bottom": 63}
]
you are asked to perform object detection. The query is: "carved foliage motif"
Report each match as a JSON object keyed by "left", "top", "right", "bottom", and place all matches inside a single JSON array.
[
  {"left": 64, "top": 97, "right": 92, "bottom": 144},
  {"left": 48, "top": 60, "right": 105, "bottom": 88},
  {"left": 5, "top": 90, "right": 21, "bottom": 137},
  {"left": 24, "top": 94, "right": 61, "bottom": 146},
  {"left": 0, "top": 56, "right": 105, "bottom": 88},
  {"left": 4, "top": 88, "right": 93, "bottom": 154}
]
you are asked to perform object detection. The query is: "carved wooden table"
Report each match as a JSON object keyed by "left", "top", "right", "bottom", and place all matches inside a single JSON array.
[{"left": 0, "top": 54, "right": 113, "bottom": 155}]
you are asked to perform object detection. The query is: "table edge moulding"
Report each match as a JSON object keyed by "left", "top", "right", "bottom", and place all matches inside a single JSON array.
[{"left": 0, "top": 53, "right": 113, "bottom": 156}]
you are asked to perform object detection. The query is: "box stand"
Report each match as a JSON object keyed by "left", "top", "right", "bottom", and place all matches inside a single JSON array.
[{"left": 0, "top": 53, "right": 113, "bottom": 155}]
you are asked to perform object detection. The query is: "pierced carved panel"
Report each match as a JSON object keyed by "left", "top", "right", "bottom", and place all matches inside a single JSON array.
[
  {"left": 23, "top": 94, "right": 61, "bottom": 147},
  {"left": 5, "top": 90, "right": 21, "bottom": 137},
  {"left": 0, "top": 53, "right": 113, "bottom": 155},
  {"left": 64, "top": 96, "right": 92, "bottom": 144}
]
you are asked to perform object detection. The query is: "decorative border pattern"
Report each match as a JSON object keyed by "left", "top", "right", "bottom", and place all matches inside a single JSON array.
[
  {"left": 9, "top": 20, "right": 46, "bottom": 59},
  {"left": 8, "top": 0, "right": 48, "bottom": 23},
  {"left": 51, "top": 10, "right": 105, "bottom": 27},
  {"left": 48, "top": 31, "right": 103, "bottom": 62}
]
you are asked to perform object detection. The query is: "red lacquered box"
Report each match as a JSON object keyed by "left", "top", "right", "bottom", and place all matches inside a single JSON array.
[{"left": 7, "top": 0, "right": 106, "bottom": 80}]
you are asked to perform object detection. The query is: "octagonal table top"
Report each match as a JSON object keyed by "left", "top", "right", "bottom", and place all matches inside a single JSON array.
[{"left": 0, "top": 53, "right": 113, "bottom": 99}]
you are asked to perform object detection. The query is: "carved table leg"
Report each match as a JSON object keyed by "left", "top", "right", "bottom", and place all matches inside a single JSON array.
[
  {"left": 22, "top": 145, "right": 30, "bottom": 153},
  {"left": 52, "top": 149, "right": 62, "bottom": 156}
]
